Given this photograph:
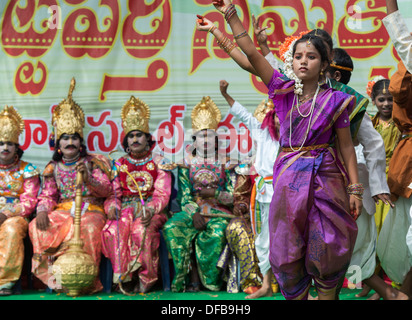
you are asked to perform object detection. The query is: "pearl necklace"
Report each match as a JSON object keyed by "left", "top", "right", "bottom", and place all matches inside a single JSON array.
[{"left": 289, "top": 85, "right": 320, "bottom": 152}]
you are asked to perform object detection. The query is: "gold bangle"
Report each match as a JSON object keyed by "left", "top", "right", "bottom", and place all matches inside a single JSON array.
[
  {"left": 208, "top": 25, "right": 217, "bottom": 33},
  {"left": 226, "top": 42, "right": 236, "bottom": 54},
  {"left": 350, "top": 194, "right": 363, "bottom": 201}
]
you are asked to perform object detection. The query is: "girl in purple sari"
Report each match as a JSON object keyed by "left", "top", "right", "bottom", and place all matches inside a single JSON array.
[{"left": 212, "top": 0, "right": 362, "bottom": 300}]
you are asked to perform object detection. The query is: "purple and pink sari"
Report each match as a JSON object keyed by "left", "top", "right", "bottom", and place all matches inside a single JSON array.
[{"left": 266, "top": 70, "right": 358, "bottom": 299}]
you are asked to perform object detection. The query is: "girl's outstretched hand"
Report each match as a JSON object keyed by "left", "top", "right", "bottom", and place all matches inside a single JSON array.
[
  {"left": 195, "top": 15, "right": 214, "bottom": 31},
  {"left": 196, "top": 14, "right": 207, "bottom": 26},
  {"left": 212, "top": 0, "right": 231, "bottom": 13}
]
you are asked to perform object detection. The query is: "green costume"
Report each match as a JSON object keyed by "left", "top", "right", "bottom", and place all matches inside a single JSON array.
[{"left": 163, "top": 155, "right": 236, "bottom": 292}]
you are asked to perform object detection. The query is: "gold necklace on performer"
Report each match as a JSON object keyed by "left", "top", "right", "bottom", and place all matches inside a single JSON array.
[{"left": 289, "top": 84, "right": 320, "bottom": 152}]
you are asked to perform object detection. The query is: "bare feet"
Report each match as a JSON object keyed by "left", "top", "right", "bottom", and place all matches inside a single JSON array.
[
  {"left": 387, "top": 289, "right": 409, "bottom": 300},
  {"left": 366, "top": 292, "right": 381, "bottom": 300},
  {"left": 355, "top": 284, "right": 372, "bottom": 298},
  {"left": 185, "top": 282, "right": 201, "bottom": 293},
  {"left": 365, "top": 287, "right": 409, "bottom": 300},
  {"left": 363, "top": 274, "right": 409, "bottom": 300},
  {"left": 245, "top": 285, "right": 272, "bottom": 299}
]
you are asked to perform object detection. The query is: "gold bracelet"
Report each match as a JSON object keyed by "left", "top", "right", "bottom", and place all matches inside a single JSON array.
[
  {"left": 208, "top": 25, "right": 217, "bottom": 33},
  {"left": 350, "top": 194, "right": 363, "bottom": 201},
  {"left": 225, "top": 42, "right": 236, "bottom": 54}
]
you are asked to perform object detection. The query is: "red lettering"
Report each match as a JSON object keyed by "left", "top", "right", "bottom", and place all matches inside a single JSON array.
[
  {"left": 259, "top": 1, "right": 311, "bottom": 60},
  {"left": 1, "top": 0, "right": 58, "bottom": 57},
  {"left": 337, "top": 0, "right": 389, "bottom": 59},
  {"left": 99, "top": 59, "right": 168, "bottom": 101},
  {"left": 310, "top": 0, "right": 334, "bottom": 33},
  {"left": 156, "top": 104, "right": 186, "bottom": 155},
  {"left": 14, "top": 61, "right": 48, "bottom": 95},
  {"left": 62, "top": 0, "right": 120, "bottom": 58},
  {"left": 20, "top": 119, "right": 49, "bottom": 151},
  {"left": 369, "top": 67, "right": 394, "bottom": 80},
  {"left": 86, "top": 110, "right": 119, "bottom": 152},
  {"left": 218, "top": 114, "right": 237, "bottom": 155},
  {"left": 122, "top": 0, "right": 171, "bottom": 59},
  {"left": 237, "top": 123, "right": 252, "bottom": 154}
]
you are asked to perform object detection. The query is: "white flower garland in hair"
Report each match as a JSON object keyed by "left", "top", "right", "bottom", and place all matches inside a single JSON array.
[
  {"left": 282, "top": 38, "right": 304, "bottom": 95},
  {"left": 279, "top": 30, "right": 312, "bottom": 96}
]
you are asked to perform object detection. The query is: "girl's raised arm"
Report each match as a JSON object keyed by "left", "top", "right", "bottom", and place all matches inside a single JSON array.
[{"left": 212, "top": 0, "right": 274, "bottom": 85}]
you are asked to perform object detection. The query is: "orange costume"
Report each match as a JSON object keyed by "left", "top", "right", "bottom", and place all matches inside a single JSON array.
[{"left": 0, "top": 106, "right": 40, "bottom": 293}]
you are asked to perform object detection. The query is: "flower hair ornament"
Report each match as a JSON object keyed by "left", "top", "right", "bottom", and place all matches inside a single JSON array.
[
  {"left": 366, "top": 75, "right": 385, "bottom": 98},
  {"left": 278, "top": 30, "right": 311, "bottom": 95}
]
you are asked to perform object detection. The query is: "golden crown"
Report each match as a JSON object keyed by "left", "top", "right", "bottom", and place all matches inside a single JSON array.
[
  {"left": 121, "top": 96, "right": 151, "bottom": 135},
  {"left": 191, "top": 96, "right": 222, "bottom": 132},
  {"left": 0, "top": 106, "right": 25, "bottom": 144},
  {"left": 52, "top": 78, "right": 85, "bottom": 140},
  {"left": 253, "top": 99, "right": 274, "bottom": 123}
]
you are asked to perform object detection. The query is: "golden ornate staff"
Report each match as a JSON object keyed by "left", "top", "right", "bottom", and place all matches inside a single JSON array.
[
  {"left": 53, "top": 171, "right": 98, "bottom": 296},
  {"left": 109, "top": 150, "right": 147, "bottom": 296}
]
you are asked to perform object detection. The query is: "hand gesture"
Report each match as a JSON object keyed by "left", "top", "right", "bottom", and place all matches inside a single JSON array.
[
  {"left": 192, "top": 211, "right": 207, "bottom": 230},
  {"left": 373, "top": 193, "right": 395, "bottom": 208},
  {"left": 212, "top": 0, "right": 232, "bottom": 13},
  {"left": 141, "top": 207, "right": 154, "bottom": 227},
  {"left": 198, "top": 187, "right": 216, "bottom": 199},
  {"left": 233, "top": 203, "right": 249, "bottom": 218},
  {"left": 219, "top": 80, "right": 229, "bottom": 95},
  {"left": 107, "top": 207, "right": 118, "bottom": 220},
  {"left": 75, "top": 161, "right": 89, "bottom": 184},
  {"left": 36, "top": 211, "right": 50, "bottom": 231},
  {"left": 349, "top": 195, "right": 363, "bottom": 220},
  {"left": 252, "top": 14, "right": 268, "bottom": 44},
  {"left": 195, "top": 15, "right": 215, "bottom": 32}
]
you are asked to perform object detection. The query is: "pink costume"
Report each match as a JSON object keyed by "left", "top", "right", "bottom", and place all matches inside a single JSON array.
[
  {"left": 0, "top": 159, "right": 40, "bottom": 291},
  {"left": 29, "top": 154, "right": 112, "bottom": 293},
  {"left": 102, "top": 152, "right": 171, "bottom": 292}
]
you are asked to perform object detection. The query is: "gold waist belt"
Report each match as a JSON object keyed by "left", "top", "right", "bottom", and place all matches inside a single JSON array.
[{"left": 281, "top": 143, "right": 330, "bottom": 153}]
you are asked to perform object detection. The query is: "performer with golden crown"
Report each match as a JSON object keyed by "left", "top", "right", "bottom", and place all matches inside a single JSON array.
[
  {"left": 29, "top": 78, "right": 112, "bottom": 294},
  {"left": 0, "top": 106, "right": 40, "bottom": 296},
  {"left": 162, "top": 97, "right": 238, "bottom": 293},
  {"left": 101, "top": 96, "right": 172, "bottom": 294}
]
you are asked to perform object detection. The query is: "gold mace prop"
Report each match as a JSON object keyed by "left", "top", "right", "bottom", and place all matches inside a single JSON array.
[{"left": 52, "top": 170, "right": 98, "bottom": 296}]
